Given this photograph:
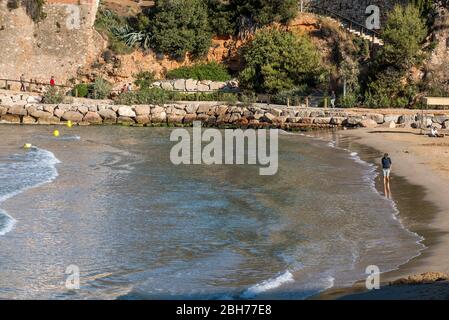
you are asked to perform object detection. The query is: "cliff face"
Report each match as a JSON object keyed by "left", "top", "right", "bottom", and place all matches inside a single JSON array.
[{"left": 0, "top": 0, "right": 104, "bottom": 87}]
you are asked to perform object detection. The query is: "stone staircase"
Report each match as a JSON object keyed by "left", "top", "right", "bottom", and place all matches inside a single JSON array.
[{"left": 305, "top": 5, "right": 384, "bottom": 46}]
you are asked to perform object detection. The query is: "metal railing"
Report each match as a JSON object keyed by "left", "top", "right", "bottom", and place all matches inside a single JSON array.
[{"left": 304, "top": 5, "right": 382, "bottom": 46}]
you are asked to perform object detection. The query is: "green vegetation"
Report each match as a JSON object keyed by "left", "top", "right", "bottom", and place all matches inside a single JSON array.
[
  {"left": 166, "top": 62, "right": 231, "bottom": 81},
  {"left": 148, "top": 0, "right": 212, "bottom": 59},
  {"left": 95, "top": 8, "right": 134, "bottom": 54},
  {"left": 115, "top": 87, "right": 247, "bottom": 105},
  {"left": 134, "top": 71, "right": 156, "bottom": 90},
  {"left": 43, "top": 86, "right": 66, "bottom": 104},
  {"left": 239, "top": 29, "right": 324, "bottom": 94},
  {"left": 91, "top": 78, "right": 112, "bottom": 100},
  {"left": 363, "top": 5, "right": 427, "bottom": 108},
  {"left": 73, "top": 84, "right": 89, "bottom": 98}
]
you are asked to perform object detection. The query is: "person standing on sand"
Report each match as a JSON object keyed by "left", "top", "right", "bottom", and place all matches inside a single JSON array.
[
  {"left": 382, "top": 153, "right": 392, "bottom": 197},
  {"left": 50, "top": 76, "right": 56, "bottom": 87}
]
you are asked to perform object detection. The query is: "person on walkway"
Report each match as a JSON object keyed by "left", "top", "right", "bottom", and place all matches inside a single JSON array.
[
  {"left": 20, "top": 74, "right": 26, "bottom": 91},
  {"left": 330, "top": 91, "right": 336, "bottom": 108},
  {"left": 381, "top": 153, "right": 392, "bottom": 197}
]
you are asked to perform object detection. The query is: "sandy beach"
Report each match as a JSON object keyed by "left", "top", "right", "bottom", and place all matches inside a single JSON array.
[{"left": 318, "top": 127, "right": 449, "bottom": 300}]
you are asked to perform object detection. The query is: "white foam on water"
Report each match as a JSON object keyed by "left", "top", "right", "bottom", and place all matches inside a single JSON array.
[
  {"left": 0, "top": 147, "right": 60, "bottom": 236},
  {"left": 0, "top": 211, "right": 16, "bottom": 236},
  {"left": 241, "top": 271, "right": 294, "bottom": 298}
]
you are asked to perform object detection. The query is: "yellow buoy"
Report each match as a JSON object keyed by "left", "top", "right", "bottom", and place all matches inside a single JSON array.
[
  {"left": 53, "top": 129, "right": 60, "bottom": 137},
  {"left": 23, "top": 143, "right": 32, "bottom": 149},
  {"left": 67, "top": 120, "right": 73, "bottom": 128}
]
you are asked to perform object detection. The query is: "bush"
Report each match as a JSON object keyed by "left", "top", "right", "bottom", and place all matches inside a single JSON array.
[
  {"left": 73, "top": 84, "right": 89, "bottom": 98},
  {"left": 115, "top": 88, "right": 245, "bottom": 105},
  {"left": 115, "top": 88, "right": 172, "bottom": 105},
  {"left": 239, "top": 29, "right": 324, "bottom": 94},
  {"left": 338, "top": 93, "right": 359, "bottom": 108},
  {"left": 271, "top": 86, "right": 309, "bottom": 105},
  {"left": 148, "top": 0, "right": 212, "bottom": 59},
  {"left": 43, "top": 86, "right": 66, "bottom": 104},
  {"left": 91, "top": 78, "right": 112, "bottom": 100},
  {"left": 134, "top": 71, "right": 156, "bottom": 90},
  {"left": 95, "top": 8, "right": 134, "bottom": 55},
  {"left": 166, "top": 62, "right": 231, "bottom": 81},
  {"left": 363, "top": 5, "right": 428, "bottom": 108}
]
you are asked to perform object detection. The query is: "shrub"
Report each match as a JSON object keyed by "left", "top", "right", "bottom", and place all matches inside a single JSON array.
[
  {"left": 95, "top": 8, "right": 134, "bottom": 55},
  {"left": 115, "top": 88, "right": 172, "bottom": 105},
  {"left": 166, "top": 62, "right": 231, "bottom": 81},
  {"left": 338, "top": 93, "right": 359, "bottom": 108},
  {"left": 43, "top": 86, "right": 66, "bottom": 104},
  {"left": 239, "top": 29, "right": 324, "bottom": 94},
  {"left": 363, "top": 5, "right": 428, "bottom": 108},
  {"left": 271, "top": 86, "right": 309, "bottom": 105},
  {"left": 91, "top": 78, "right": 112, "bottom": 100},
  {"left": 148, "top": 0, "right": 212, "bottom": 59},
  {"left": 73, "top": 84, "right": 89, "bottom": 98},
  {"left": 134, "top": 71, "right": 156, "bottom": 89}
]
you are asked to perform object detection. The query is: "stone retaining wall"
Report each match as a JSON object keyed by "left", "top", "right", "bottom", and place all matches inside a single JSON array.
[
  {"left": 151, "top": 79, "right": 239, "bottom": 92},
  {"left": 1, "top": 98, "right": 448, "bottom": 131}
]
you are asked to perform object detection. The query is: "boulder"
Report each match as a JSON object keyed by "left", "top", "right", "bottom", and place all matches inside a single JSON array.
[
  {"left": 0, "top": 106, "right": 7, "bottom": 116},
  {"left": 30, "top": 110, "right": 54, "bottom": 120},
  {"left": 117, "top": 116, "right": 135, "bottom": 125},
  {"left": 99, "top": 109, "right": 117, "bottom": 124},
  {"left": 77, "top": 106, "right": 89, "bottom": 115},
  {"left": 0, "top": 114, "right": 21, "bottom": 123},
  {"left": 151, "top": 111, "right": 167, "bottom": 123},
  {"left": 22, "top": 116, "right": 37, "bottom": 124},
  {"left": 209, "top": 81, "right": 226, "bottom": 91},
  {"left": 62, "top": 111, "right": 83, "bottom": 122},
  {"left": 185, "top": 79, "right": 198, "bottom": 92},
  {"left": 26, "top": 96, "right": 42, "bottom": 104},
  {"left": 197, "top": 105, "right": 211, "bottom": 113},
  {"left": 330, "top": 117, "right": 345, "bottom": 125},
  {"left": 366, "top": 113, "right": 384, "bottom": 124},
  {"left": 134, "top": 105, "right": 150, "bottom": 116},
  {"left": 37, "top": 116, "right": 60, "bottom": 125},
  {"left": 151, "top": 106, "right": 165, "bottom": 114},
  {"left": 384, "top": 114, "right": 400, "bottom": 123},
  {"left": 185, "top": 104, "right": 199, "bottom": 114},
  {"left": 183, "top": 114, "right": 197, "bottom": 124},
  {"left": 360, "top": 119, "right": 378, "bottom": 128},
  {"left": 167, "top": 115, "right": 184, "bottom": 124},
  {"left": 135, "top": 115, "right": 151, "bottom": 125},
  {"left": 313, "top": 117, "right": 332, "bottom": 125},
  {"left": 310, "top": 110, "right": 326, "bottom": 117},
  {"left": 433, "top": 115, "right": 449, "bottom": 125},
  {"left": 161, "top": 81, "right": 174, "bottom": 91},
  {"left": 118, "top": 106, "right": 136, "bottom": 118},
  {"left": 7, "top": 106, "right": 27, "bottom": 116},
  {"left": 83, "top": 112, "right": 103, "bottom": 124},
  {"left": 269, "top": 108, "right": 282, "bottom": 117},
  {"left": 173, "top": 79, "right": 186, "bottom": 91}
]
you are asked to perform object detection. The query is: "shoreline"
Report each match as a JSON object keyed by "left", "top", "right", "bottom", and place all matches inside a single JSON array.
[{"left": 315, "top": 128, "right": 449, "bottom": 300}]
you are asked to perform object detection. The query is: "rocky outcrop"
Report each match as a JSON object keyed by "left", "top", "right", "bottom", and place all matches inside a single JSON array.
[{"left": 0, "top": 0, "right": 103, "bottom": 88}]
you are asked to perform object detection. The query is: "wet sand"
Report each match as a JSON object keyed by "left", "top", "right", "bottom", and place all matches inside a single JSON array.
[{"left": 316, "top": 128, "right": 449, "bottom": 300}]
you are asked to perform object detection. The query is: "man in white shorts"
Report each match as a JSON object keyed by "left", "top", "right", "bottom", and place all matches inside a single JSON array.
[{"left": 381, "top": 153, "right": 392, "bottom": 197}]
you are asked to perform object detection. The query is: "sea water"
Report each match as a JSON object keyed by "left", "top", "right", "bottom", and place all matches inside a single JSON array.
[{"left": 0, "top": 126, "right": 424, "bottom": 299}]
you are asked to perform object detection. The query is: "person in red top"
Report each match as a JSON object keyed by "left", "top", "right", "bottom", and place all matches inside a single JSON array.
[{"left": 50, "top": 76, "right": 55, "bottom": 87}]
